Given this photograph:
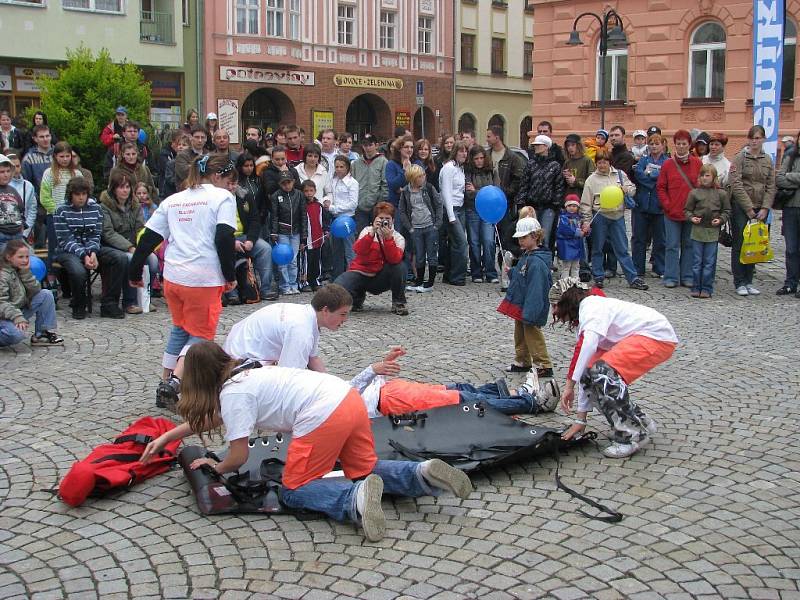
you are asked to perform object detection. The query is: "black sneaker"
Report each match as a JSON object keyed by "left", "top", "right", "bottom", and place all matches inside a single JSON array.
[
  {"left": 629, "top": 278, "right": 649, "bottom": 290},
  {"left": 263, "top": 291, "right": 279, "bottom": 301},
  {"left": 776, "top": 286, "right": 796, "bottom": 295},
  {"left": 100, "top": 305, "right": 125, "bottom": 319},
  {"left": 391, "top": 302, "right": 409, "bottom": 316},
  {"left": 351, "top": 303, "right": 364, "bottom": 312},
  {"left": 594, "top": 278, "right": 604, "bottom": 289},
  {"left": 536, "top": 367, "right": 554, "bottom": 378},
  {"left": 31, "top": 331, "right": 64, "bottom": 346},
  {"left": 156, "top": 380, "right": 179, "bottom": 410},
  {"left": 72, "top": 306, "right": 86, "bottom": 320}
]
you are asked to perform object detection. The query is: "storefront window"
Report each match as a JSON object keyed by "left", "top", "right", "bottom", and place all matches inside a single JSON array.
[{"left": 597, "top": 46, "right": 628, "bottom": 102}]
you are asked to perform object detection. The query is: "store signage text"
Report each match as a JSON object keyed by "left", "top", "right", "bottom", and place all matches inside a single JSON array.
[
  {"left": 220, "top": 66, "right": 315, "bottom": 86},
  {"left": 333, "top": 74, "right": 404, "bottom": 90}
]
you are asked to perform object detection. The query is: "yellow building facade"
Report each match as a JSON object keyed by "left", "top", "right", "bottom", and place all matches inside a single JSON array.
[{"left": 455, "top": 0, "right": 535, "bottom": 149}]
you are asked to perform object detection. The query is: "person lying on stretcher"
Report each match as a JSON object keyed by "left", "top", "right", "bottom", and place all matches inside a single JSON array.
[{"left": 352, "top": 346, "right": 560, "bottom": 417}]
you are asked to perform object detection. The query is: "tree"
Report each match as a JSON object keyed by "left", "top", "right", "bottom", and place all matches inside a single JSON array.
[{"left": 29, "top": 46, "right": 151, "bottom": 189}]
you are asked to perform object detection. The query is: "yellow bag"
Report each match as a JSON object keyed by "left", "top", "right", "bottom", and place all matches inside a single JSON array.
[{"left": 739, "top": 221, "right": 773, "bottom": 264}]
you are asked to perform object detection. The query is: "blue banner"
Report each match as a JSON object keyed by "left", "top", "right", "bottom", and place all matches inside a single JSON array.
[{"left": 753, "top": 0, "right": 785, "bottom": 162}]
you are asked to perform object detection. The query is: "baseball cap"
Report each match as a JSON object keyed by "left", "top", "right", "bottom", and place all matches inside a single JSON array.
[
  {"left": 278, "top": 171, "right": 295, "bottom": 183},
  {"left": 532, "top": 135, "right": 552, "bottom": 148},
  {"left": 362, "top": 133, "right": 378, "bottom": 145},
  {"left": 548, "top": 277, "right": 589, "bottom": 305},
  {"left": 115, "top": 106, "right": 128, "bottom": 115},
  {"left": 206, "top": 112, "right": 218, "bottom": 120},
  {"left": 512, "top": 217, "right": 542, "bottom": 238},
  {"left": 782, "top": 135, "right": 795, "bottom": 143},
  {"left": 633, "top": 129, "right": 647, "bottom": 139},
  {"left": 646, "top": 125, "right": 661, "bottom": 137},
  {"left": 0, "top": 154, "right": 12, "bottom": 167}
]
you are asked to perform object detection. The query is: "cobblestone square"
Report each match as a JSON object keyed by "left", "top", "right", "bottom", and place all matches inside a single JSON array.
[{"left": 1, "top": 238, "right": 798, "bottom": 599}]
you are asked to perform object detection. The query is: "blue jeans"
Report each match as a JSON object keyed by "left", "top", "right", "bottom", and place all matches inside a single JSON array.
[
  {"left": 538, "top": 207, "right": 557, "bottom": 251},
  {"left": 240, "top": 237, "right": 273, "bottom": 295},
  {"left": 277, "top": 234, "right": 301, "bottom": 293},
  {"left": 590, "top": 214, "right": 638, "bottom": 283},
  {"left": 448, "top": 382, "right": 537, "bottom": 414},
  {"left": 0, "top": 289, "right": 57, "bottom": 346},
  {"left": 411, "top": 225, "right": 439, "bottom": 271},
  {"left": 664, "top": 218, "right": 693, "bottom": 285},
  {"left": 631, "top": 210, "right": 665, "bottom": 276},
  {"left": 281, "top": 460, "right": 433, "bottom": 524},
  {"left": 465, "top": 208, "right": 498, "bottom": 279},
  {"left": 692, "top": 240, "right": 718, "bottom": 295},
  {"left": 330, "top": 231, "right": 355, "bottom": 282},
  {"left": 164, "top": 325, "right": 205, "bottom": 366},
  {"left": 730, "top": 203, "right": 755, "bottom": 288},
  {"left": 782, "top": 206, "right": 800, "bottom": 289},
  {"left": 447, "top": 207, "right": 468, "bottom": 284},
  {"left": 0, "top": 231, "right": 25, "bottom": 255}
]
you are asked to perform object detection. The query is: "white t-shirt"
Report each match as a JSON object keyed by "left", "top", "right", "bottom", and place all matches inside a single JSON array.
[
  {"left": 223, "top": 303, "right": 319, "bottom": 368},
  {"left": 145, "top": 184, "right": 237, "bottom": 287},
  {"left": 577, "top": 296, "right": 678, "bottom": 348},
  {"left": 220, "top": 366, "right": 351, "bottom": 440}
]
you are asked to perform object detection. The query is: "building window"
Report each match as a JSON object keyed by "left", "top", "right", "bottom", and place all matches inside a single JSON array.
[
  {"left": 289, "top": 0, "right": 301, "bottom": 40},
  {"left": 488, "top": 114, "right": 505, "bottom": 140},
  {"left": 419, "top": 16, "right": 433, "bottom": 54},
  {"left": 0, "top": 0, "right": 44, "bottom": 5},
  {"left": 458, "top": 113, "right": 477, "bottom": 134},
  {"left": 783, "top": 19, "right": 797, "bottom": 101},
  {"left": 597, "top": 46, "right": 628, "bottom": 101},
  {"left": 491, "top": 38, "right": 506, "bottom": 73},
  {"left": 266, "top": 0, "right": 284, "bottom": 37},
  {"left": 380, "top": 11, "right": 396, "bottom": 50},
  {"left": 182, "top": 0, "right": 189, "bottom": 26},
  {"left": 235, "top": 0, "right": 259, "bottom": 35},
  {"left": 62, "top": 0, "right": 123, "bottom": 12},
  {"left": 461, "top": 34, "right": 476, "bottom": 70},
  {"left": 337, "top": 3, "right": 356, "bottom": 46},
  {"left": 688, "top": 22, "right": 726, "bottom": 99},
  {"left": 524, "top": 41, "right": 533, "bottom": 77}
]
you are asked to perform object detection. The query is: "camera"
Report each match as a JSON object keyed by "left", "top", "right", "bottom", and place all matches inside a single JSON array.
[{"left": 379, "top": 218, "right": 390, "bottom": 228}]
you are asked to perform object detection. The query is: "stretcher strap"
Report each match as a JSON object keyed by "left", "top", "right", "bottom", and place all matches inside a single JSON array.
[{"left": 113, "top": 434, "right": 153, "bottom": 445}]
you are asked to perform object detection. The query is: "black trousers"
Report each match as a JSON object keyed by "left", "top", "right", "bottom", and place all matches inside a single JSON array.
[{"left": 334, "top": 262, "right": 406, "bottom": 306}]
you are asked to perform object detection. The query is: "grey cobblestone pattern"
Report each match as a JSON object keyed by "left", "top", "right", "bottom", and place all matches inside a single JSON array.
[{"left": 1, "top": 231, "right": 799, "bottom": 599}]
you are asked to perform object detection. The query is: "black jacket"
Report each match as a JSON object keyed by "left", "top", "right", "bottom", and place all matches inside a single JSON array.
[
  {"left": 261, "top": 164, "right": 301, "bottom": 200},
  {"left": 157, "top": 146, "right": 176, "bottom": 200},
  {"left": 234, "top": 182, "right": 261, "bottom": 244},
  {"left": 494, "top": 147, "right": 526, "bottom": 206},
  {"left": 270, "top": 188, "right": 308, "bottom": 238},
  {"left": 238, "top": 175, "right": 267, "bottom": 225},
  {"left": 517, "top": 154, "right": 565, "bottom": 210},
  {"left": 611, "top": 144, "right": 637, "bottom": 184}
]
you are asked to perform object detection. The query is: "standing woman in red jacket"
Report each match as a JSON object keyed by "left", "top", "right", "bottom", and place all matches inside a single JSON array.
[
  {"left": 334, "top": 202, "right": 409, "bottom": 315},
  {"left": 656, "top": 130, "right": 703, "bottom": 288}
]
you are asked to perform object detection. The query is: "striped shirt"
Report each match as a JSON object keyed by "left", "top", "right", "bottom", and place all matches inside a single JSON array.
[{"left": 54, "top": 200, "right": 102, "bottom": 258}]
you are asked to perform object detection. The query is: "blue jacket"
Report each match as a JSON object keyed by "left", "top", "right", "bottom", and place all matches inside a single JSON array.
[
  {"left": 497, "top": 248, "right": 552, "bottom": 326},
  {"left": 54, "top": 199, "right": 102, "bottom": 258},
  {"left": 556, "top": 210, "right": 585, "bottom": 261},
  {"left": 634, "top": 153, "right": 669, "bottom": 214},
  {"left": 385, "top": 159, "right": 406, "bottom": 207}
]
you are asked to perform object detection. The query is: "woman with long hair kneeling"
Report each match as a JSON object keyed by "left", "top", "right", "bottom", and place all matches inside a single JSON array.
[
  {"left": 141, "top": 341, "right": 473, "bottom": 541},
  {"left": 551, "top": 284, "right": 678, "bottom": 458}
]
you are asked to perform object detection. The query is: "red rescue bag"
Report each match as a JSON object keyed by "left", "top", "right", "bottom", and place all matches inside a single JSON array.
[{"left": 59, "top": 416, "right": 181, "bottom": 507}]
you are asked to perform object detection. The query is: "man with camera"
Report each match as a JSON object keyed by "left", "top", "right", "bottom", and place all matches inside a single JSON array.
[{"left": 334, "top": 202, "right": 409, "bottom": 315}]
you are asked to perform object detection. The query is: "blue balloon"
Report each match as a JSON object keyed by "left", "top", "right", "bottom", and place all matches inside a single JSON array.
[
  {"left": 137, "top": 129, "right": 148, "bottom": 144},
  {"left": 475, "top": 185, "right": 507, "bottom": 224},
  {"left": 29, "top": 256, "right": 47, "bottom": 281},
  {"left": 330, "top": 215, "right": 357, "bottom": 239},
  {"left": 272, "top": 242, "right": 295, "bottom": 266}
]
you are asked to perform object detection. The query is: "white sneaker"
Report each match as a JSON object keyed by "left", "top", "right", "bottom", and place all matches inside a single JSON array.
[
  {"left": 602, "top": 440, "right": 642, "bottom": 458},
  {"left": 283, "top": 288, "right": 300, "bottom": 295},
  {"left": 736, "top": 286, "right": 749, "bottom": 296},
  {"left": 540, "top": 379, "right": 560, "bottom": 412},
  {"left": 746, "top": 285, "right": 761, "bottom": 295},
  {"left": 405, "top": 285, "right": 422, "bottom": 293},
  {"left": 418, "top": 285, "right": 434, "bottom": 293},
  {"left": 525, "top": 369, "right": 540, "bottom": 391},
  {"left": 420, "top": 459, "right": 473, "bottom": 499},
  {"left": 355, "top": 474, "right": 385, "bottom": 542}
]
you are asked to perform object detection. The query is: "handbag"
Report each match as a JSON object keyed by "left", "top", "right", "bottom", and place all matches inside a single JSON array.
[
  {"left": 718, "top": 221, "right": 733, "bottom": 247},
  {"left": 616, "top": 170, "right": 636, "bottom": 209},
  {"left": 774, "top": 151, "right": 799, "bottom": 210},
  {"left": 739, "top": 220, "right": 774, "bottom": 264}
]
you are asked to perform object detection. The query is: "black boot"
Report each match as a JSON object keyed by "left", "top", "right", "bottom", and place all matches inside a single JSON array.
[{"left": 422, "top": 265, "right": 436, "bottom": 290}]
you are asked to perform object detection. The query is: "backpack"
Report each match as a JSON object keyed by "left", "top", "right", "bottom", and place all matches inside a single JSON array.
[
  {"left": 58, "top": 416, "right": 180, "bottom": 507},
  {"left": 235, "top": 256, "right": 261, "bottom": 304}
]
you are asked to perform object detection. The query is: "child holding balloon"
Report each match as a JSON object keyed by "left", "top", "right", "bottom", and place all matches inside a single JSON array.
[
  {"left": 0, "top": 239, "right": 63, "bottom": 347},
  {"left": 270, "top": 172, "right": 308, "bottom": 295}
]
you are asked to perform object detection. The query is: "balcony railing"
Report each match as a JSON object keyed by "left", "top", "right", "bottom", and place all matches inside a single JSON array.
[{"left": 140, "top": 10, "right": 175, "bottom": 45}]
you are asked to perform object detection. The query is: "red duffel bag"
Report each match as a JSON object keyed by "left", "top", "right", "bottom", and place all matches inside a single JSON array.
[{"left": 59, "top": 416, "right": 181, "bottom": 507}]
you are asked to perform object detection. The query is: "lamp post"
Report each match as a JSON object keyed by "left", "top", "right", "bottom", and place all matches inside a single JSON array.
[{"left": 567, "top": 10, "right": 628, "bottom": 131}]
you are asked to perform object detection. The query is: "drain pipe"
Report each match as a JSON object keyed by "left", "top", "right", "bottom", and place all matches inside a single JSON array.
[
  {"left": 451, "top": 2, "right": 457, "bottom": 135},
  {"left": 196, "top": 0, "right": 204, "bottom": 115}
]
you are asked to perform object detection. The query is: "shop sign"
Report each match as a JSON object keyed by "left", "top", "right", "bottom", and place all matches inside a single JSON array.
[
  {"left": 217, "top": 99, "right": 240, "bottom": 145},
  {"left": 14, "top": 67, "right": 58, "bottom": 79},
  {"left": 312, "top": 110, "right": 334, "bottom": 141},
  {"left": 395, "top": 110, "right": 411, "bottom": 129},
  {"left": 220, "top": 66, "right": 314, "bottom": 86},
  {"left": 0, "top": 66, "right": 10, "bottom": 92},
  {"left": 333, "top": 74, "right": 403, "bottom": 90},
  {"left": 16, "top": 79, "right": 44, "bottom": 93}
]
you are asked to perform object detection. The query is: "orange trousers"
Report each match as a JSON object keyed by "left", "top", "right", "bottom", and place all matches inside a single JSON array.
[
  {"left": 163, "top": 280, "right": 224, "bottom": 340},
  {"left": 588, "top": 335, "right": 677, "bottom": 384},
  {"left": 377, "top": 379, "right": 461, "bottom": 416}
]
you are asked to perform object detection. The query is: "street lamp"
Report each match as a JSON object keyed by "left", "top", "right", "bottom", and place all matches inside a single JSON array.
[{"left": 567, "top": 10, "right": 628, "bottom": 130}]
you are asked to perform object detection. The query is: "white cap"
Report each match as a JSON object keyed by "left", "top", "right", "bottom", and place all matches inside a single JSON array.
[
  {"left": 206, "top": 112, "right": 218, "bottom": 120},
  {"left": 0, "top": 154, "right": 12, "bottom": 166},
  {"left": 512, "top": 217, "right": 542, "bottom": 238},
  {"left": 782, "top": 135, "right": 795, "bottom": 143},
  {"left": 532, "top": 135, "right": 552, "bottom": 148},
  {"left": 633, "top": 129, "right": 647, "bottom": 139}
]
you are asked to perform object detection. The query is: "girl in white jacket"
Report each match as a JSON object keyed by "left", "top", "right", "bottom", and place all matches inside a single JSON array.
[{"left": 325, "top": 156, "right": 359, "bottom": 280}]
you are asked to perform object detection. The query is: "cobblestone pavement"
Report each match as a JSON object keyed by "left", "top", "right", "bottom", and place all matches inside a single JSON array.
[{"left": 1, "top": 232, "right": 799, "bottom": 600}]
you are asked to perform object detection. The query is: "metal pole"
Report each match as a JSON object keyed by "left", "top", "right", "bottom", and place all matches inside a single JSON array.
[
  {"left": 421, "top": 108, "right": 425, "bottom": 140},
  {"left": 599, "top": 13, "right": 607, "bottom": 131}
]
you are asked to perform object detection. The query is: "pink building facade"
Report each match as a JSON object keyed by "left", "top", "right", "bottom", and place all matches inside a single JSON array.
[
  {"left": 203, "top": 0, "right": 454, "bottom": 144},
  {"left": 531, "top": 0, "right": 800, "bottom": 150}
]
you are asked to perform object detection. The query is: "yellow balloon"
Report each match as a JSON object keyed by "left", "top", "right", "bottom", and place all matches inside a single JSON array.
[{"left": 599, "top": 185, "right": 624, "bottom": 211}]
